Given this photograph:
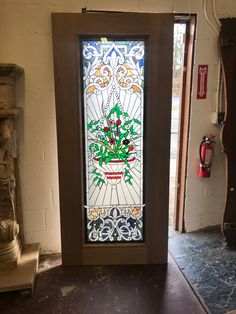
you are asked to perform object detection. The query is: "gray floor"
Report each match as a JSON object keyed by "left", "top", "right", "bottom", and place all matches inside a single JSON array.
[
  {"left": 169, "top": 227, "right": 236, "bottom": 314},
  {"left": 0, "top": 253, "right": 206, "bottom": 314}
]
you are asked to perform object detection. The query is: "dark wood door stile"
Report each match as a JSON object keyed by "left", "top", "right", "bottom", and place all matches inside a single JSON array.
[{"left": 220, "top": 18, "right": 236, "bottom": 247}]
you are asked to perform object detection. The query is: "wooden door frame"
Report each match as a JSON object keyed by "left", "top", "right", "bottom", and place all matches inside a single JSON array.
[
  {"left": 52, "top": 12, "right": 174, "bottom": 265},
  {"left": 174, "top": 15, "right": 196, "bottom": 232}
]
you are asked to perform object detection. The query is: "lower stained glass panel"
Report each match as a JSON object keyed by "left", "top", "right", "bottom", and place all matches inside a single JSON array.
[{"left": 81, "top": 38, "right": 145, "bottom": 242}]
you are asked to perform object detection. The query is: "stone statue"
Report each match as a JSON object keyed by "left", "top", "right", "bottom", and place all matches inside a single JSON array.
[{"left": 0, "top": 64, "right": 23, "bottom": 269}]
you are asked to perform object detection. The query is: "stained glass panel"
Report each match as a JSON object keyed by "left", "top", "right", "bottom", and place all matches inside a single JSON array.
[{"left": 81, "top": 39, "right": 145, "bottom": 243}]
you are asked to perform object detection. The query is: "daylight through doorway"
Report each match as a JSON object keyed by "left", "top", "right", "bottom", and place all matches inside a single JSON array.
[{"left": 169, "top": 22, "right": 186, "bottom": 235}]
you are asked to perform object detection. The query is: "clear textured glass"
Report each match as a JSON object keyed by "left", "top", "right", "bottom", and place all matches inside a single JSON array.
[{"left": 82, "top": 39, "right": 145, "bottom": 242}]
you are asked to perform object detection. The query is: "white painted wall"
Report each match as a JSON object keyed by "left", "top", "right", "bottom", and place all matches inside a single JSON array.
[{"left": 0, "top": 0, "right": 235, "bottom": 251}]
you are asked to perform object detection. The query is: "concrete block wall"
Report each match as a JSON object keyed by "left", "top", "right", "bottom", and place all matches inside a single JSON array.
[
  {"left": 0, "top": 0, "right": 235, "bottom": 251},
  {"left": 183, "top": 2, "right": 228, "bottom": 231},
  {"left": 0, "top": 0, "right": 63, "bottom": 252}
]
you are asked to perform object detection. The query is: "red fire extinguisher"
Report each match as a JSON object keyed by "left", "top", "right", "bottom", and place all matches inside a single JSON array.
[{"left": 198, "top": 135, "right": 216, "bottom": 178}]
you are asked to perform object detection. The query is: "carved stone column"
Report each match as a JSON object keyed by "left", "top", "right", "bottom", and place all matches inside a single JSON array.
[
  {"left": 0, "top": 64, "right": 23, "bottom": 269},
  {"left": 0, "top": 64, "right": 40, "bottom": 294}
]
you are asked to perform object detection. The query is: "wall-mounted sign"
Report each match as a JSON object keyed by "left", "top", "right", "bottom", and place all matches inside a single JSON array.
[{"left": 197, "top": 65, "right": 208, "bottom": 99}]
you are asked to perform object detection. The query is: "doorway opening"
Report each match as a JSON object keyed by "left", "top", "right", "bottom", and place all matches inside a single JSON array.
[{"left": 169, "top": 16, "right": 196, "bottom": 235}]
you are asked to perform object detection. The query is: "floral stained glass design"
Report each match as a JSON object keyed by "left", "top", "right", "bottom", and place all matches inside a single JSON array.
[{"left": 82, "top": 39, "right": 145, "bottom": 242}]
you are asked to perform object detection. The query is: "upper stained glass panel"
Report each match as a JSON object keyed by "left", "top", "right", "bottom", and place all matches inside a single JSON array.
[{"left": 81, "top": 39, "right": 145, "bottom": 243}]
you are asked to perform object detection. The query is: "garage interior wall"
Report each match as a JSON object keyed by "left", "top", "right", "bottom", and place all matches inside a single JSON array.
[{"left": 0, "top": 0, "right": 235, "bottom": 252}]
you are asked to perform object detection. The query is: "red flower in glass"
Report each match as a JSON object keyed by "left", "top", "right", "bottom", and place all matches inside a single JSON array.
[
  {"left": 116, "top": 119, "right": 121, "bottom": 126},
  {"left": 109, "top": 138, "right": 116, "bottom": 145},
  {"left": 123, "top": 139, "right": 130, "bottom": 145},
  {"left": 108, "top": 119, "right": 114, "bottom": 126},
  {"left": 104, "top": 127, "right": 110, "bottom": 132}
]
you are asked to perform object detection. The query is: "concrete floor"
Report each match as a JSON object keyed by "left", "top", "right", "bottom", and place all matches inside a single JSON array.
[{"left": 0, "top": 253, "right": 207, "bottom": 314}]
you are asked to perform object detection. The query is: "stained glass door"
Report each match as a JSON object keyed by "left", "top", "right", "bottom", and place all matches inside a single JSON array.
[
  {"left": 82, "top": 39, "right": 145, "bottom": 243},
  {"left": 52, "top": 13, "right": 174, "bottom": 265}
]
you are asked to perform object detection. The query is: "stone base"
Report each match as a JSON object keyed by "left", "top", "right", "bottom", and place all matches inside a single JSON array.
[
  {"left": 0, "top": 238, "right": 21, "bottom": 270},
  {"left": 0, "top": 243, "right": 40, "bottom": 294}
]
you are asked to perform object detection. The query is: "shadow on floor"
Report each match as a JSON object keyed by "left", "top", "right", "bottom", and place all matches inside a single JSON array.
[{"left": 169, "top": 226, "right": 236, "bottom": 314}]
